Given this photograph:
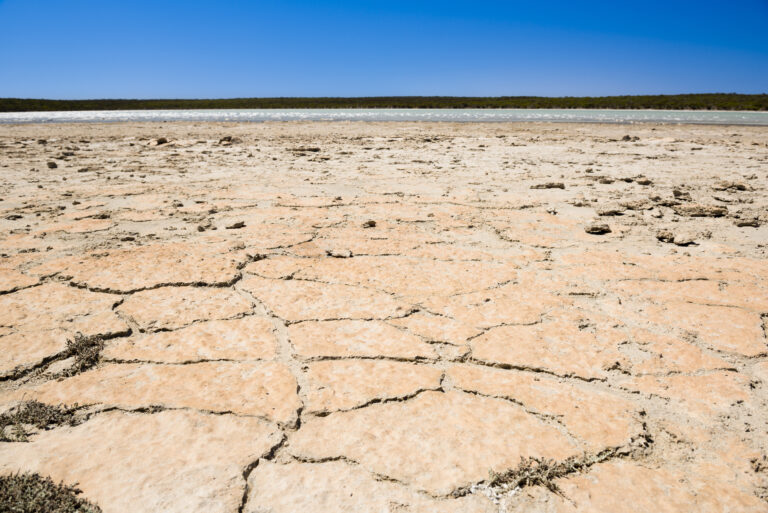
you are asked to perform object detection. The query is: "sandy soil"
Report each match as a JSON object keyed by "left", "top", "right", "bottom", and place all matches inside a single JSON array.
[{"left": 0, "top": 121, "right": 767, "bottom": 512}]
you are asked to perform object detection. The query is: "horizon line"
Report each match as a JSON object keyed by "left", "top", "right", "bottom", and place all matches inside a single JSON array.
[{"left": 3, "top": 93, "right": 768, "bottom": 101}]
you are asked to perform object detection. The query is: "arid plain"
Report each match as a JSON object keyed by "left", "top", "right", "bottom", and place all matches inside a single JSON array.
[{"left": 0, "top": 121, "right": 767, "bottom": 512}]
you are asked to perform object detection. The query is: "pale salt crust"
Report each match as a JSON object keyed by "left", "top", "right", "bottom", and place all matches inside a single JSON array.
[{"left": 2, "top": 108, "right": 768, "bottom": 124}]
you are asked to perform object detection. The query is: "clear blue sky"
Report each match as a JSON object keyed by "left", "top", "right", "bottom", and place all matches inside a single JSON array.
[{"left": 0, "top": 0, "right": 766, "bottom": 98}]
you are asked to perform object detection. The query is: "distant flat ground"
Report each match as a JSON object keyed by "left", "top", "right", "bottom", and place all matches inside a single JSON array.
[
  {"left": 0, "top": 122, "right": 767, "bottom": 512},
  {"left": 2, "top": 107, "right": 768, "bottom": 124}
]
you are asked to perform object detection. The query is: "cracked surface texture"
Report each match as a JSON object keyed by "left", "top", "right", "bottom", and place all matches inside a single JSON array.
[{"left": 0, "top": 122, "right": 767, "bottom": 512}]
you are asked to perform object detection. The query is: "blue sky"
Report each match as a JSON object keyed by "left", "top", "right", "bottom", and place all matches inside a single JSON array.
[{"left": 0, "top": 0, "right": 766, "bottom": 98}]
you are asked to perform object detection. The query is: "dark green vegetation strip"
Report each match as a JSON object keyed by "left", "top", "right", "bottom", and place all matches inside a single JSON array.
[
  {"left": 0, "top": 473, "right": 101, "bottom": 513},
  {"left": 1, "top": 94, "right": 767, "bottom": 112}
]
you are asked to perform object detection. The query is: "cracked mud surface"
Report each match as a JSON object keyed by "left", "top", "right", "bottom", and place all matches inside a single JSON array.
[{"left": 0, "top": 121, "right": 767, "bottom": 512}]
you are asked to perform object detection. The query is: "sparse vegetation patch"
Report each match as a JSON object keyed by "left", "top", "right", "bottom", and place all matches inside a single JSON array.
[
  {"left": 487, "top": 450, "right": 620, "bottom": 497},
  {"left": 59, "top": 334, "right": 104, "bottom": 377},
  {"left": 0, "top": 401, "right": 79, "bottom": 442},
  {"left": 0, "top": 472, "right": 101, "bottom": 513}
]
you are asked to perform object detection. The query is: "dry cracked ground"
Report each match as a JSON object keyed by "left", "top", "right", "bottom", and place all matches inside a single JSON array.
[{"left": 0, "top": 121, "right": 767, "bottom": 512}]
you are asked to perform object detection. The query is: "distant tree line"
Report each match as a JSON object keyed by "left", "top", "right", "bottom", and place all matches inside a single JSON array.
[{"left": 1, "top": 94, "right": 766, "bottom": 112}]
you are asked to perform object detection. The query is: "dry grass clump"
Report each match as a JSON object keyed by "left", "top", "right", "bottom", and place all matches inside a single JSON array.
[
  {"left": 488, "top": 450, "right": 617, "bottom": 496},
  {"left": 0, "top": 472, "right": 101, "bottom": 512},
  {"left": 60, "top": 333, "right": 104, "bottom": 377},
  {"left": 0, "top": 401, "right": 79, "bottom": 442}
]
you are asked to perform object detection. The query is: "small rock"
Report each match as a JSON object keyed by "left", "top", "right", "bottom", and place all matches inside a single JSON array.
[
  {"left": 570, "top": 197, "right": 590, "bottom": 207},
  {"left": 326, "top": 249, "right": 353, "bottom": 258},
  {"left": 672, "top": 189, "right": 692, "bottom": 201},
  {"left": 530, "top": 182, "right": 565, "bottom": 190},
  {"left": 619, "top": 199, "right": 651, "bottom": 210},
  {"left": 657, "top": 229, "right": 697, "bottom": 246},
  {"left": 155, "top": 137, "right": 168, "bottom": 145},
  {"left": 712, "top": 180, "right": 749, "bottom": 192},
  {"left": 597, "top": 204, "right": 625, "bottom": 216},
  {"left": 226, "top": 221, "right": 245, "bottom": 230},
  {"left": 636, "top": 178, "right": 653, "bottom": 186},
  {"left": 735, "top": 218, "right": 760, "bottom": 228},
  {"left": 585, "top": 223, "right": 611, "bottom": 234},
  {"left": 47, "top": 161, "right": 57, "bottom": 169},
  {"left": 673, "top": 204, "right": 728, "bottom": 217},
  {"left": 362, "top": 220, "right": 376, "bottom": 228},
  {"left": 598, "top": 177, "right": 615, "bottom": 184},
  {"left": 673, "top": 233, "right": 697, "bottom": 246},
  {"left": 172, "top": 200, "right": 184, "bottom": 208}
]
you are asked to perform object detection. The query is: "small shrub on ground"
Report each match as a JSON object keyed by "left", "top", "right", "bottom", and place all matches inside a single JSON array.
[
  {"left": 488, "top": 450, "right": 617, "bottom": 497},
  {"left": 0, "top": 472, "right": 101, "bottom": 512},
  {"left": 60, "top": 334, "right": 104, "bottom": 377},
  {"left": 0, "top": 401, "right": 78, "bottom": 442}
]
